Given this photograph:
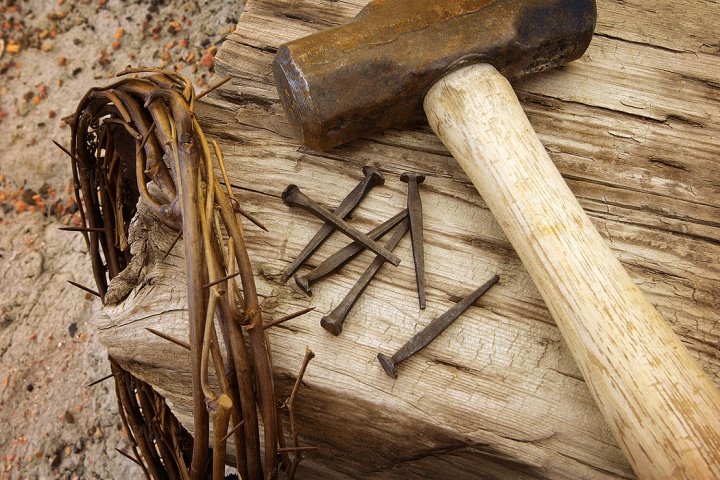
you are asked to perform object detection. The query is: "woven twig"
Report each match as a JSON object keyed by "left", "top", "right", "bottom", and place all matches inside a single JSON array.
[{"left": 62, "top": 69, "right": 313, "bottom": 480}]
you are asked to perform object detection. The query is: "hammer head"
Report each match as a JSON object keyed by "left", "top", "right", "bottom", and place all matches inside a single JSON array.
[{"left": 273, "top": 0, "right": 596, "bottom": 151}]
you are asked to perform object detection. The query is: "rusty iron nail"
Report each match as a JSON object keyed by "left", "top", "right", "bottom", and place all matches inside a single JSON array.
[
  {"left": 321, "top": 218, "right": 410, "bottom": 336},
  {"left": 294, "top": 208, "right": 408, "bottom": 296},
  {"left": 400, "top": 172, "right": 426, "bottom": 309},
  {"left": 282, "top": 184, "right": 401, "bottom": 266},
  {"left": 377, "top": 274, "right": 499, "bottom": 378},
  {"left": 284, "top": 166, "right": 385, "bottom": 276}
]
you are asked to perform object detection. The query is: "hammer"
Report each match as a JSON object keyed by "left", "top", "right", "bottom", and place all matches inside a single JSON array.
[{"left": 272, "top": 0, "right": 720, "bottom": 477}]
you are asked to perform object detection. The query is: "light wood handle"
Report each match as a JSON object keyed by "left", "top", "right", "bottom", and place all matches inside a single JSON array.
[{"left": 424, "top": 63, "right": 720, "bottom": 479}]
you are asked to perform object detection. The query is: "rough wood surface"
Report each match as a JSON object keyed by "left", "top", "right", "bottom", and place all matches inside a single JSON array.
[{"left": 98, "top": 0, "right": 720, "bottom": 478}]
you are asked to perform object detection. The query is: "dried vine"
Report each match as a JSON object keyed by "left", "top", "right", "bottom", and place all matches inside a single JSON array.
[{"left": 61, "top": 68, "right": 313, "bottom": 479}]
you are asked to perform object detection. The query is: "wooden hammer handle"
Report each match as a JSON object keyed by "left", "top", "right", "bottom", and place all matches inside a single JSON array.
[{"left": 424, "top": 63, "right": 720, "bottom": 479}]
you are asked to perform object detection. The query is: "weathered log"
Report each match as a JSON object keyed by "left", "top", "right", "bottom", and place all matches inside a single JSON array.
[{"left": 98, "top": 0, "right": 720, "bottom": 477}]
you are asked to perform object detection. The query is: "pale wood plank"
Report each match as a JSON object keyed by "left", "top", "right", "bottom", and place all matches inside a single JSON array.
[{"left": 98, "top": 0, "right": 720, "bottom": 477}]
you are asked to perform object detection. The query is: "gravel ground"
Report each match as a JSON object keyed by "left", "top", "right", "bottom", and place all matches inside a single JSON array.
[{"left": 0, "top": 1, "right": 241, "bottom": 478}]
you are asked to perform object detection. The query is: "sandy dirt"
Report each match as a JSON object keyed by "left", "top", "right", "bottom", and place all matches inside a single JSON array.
[{"left": 0, "top": 1, "right": 241, "bottom": 478}]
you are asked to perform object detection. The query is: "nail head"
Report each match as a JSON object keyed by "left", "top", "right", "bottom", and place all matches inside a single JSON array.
[
  {"left": 320, "top": 316, "right": 343, "bottom": 336},
  {"left": 377, "top": 353, "right": 399, "bottom": 378},
  {"left": 294, "top": 275, "right": 312, "bottom": 296},
  {"left": 400, "top": 172, "right": 426, "bottom": 184},
  {"left": 281, "top": 184, "right": 299, "bottom": 206},
  {"left": 362, "top": 165, "right": 386, "bottom": 186}
]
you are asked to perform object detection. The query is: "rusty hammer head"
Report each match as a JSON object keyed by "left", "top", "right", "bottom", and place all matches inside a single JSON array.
[{"left": 273, "top": 0, "right": 596, "bottom": 151}]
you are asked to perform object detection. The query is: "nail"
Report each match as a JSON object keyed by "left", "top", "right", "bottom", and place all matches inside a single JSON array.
[
  {"left": 377, "top": 274, "right": 499, "bottom": 378},
  {"left": 401, "top": 172, "right": 426, "bottom": 309},
  {"left": 282, "top": 184, "right": 400, "bottom": 266},
  {"left": 294, "top": 209, "right": 408, "bottom": 296},
  {"left": 284, "top": 166, "right": 385, "bottom": 276},
  {"left": 320, "top": 218, "right": 409, "bottom": 336}
]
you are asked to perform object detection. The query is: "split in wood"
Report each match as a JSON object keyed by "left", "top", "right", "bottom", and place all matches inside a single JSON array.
[{"left": 377, "top": 274, "right": 500, "bottom": 378}]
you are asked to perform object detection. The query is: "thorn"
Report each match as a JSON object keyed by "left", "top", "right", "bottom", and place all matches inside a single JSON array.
[
  {"left": 67, "top": 280, "right": 101, "bottom": 298},
  {"left": 138, "top": 122, "right": 156, "bottom": 151},
  {"left": 263, "top": 307, "right": 316, "bottom": 330},
  {"left": 161, "top": 229, "right": 182, "bottom": 262},
  {"left": 230, "top": 198, "right": 269, "bottom": 232},
  {"left": 115, "top": 448, "right": 143, "bottom": 467},
  {"left": 59, "top": 226, "right": 106, "bottom": 233},
  {"left": 146, "top": 327, "right": 191, "bottom": 351},
  {"left": 277, "top": 446, "right": 320, "bottom": 453},
  {"left": 52, "top": 139, "right": 78, "bottom": 161},
  {"left": 86, "top": 372, "right": 120, "bottom": 388},
  {"left": 203, "top": 271, "right": 241, "bottom": 289},
  {"left": 195, "top": 76, "right": 233, "bottom": 100},
  {"left": 219, "top": 420, "right": 245, "bottom": 444}
]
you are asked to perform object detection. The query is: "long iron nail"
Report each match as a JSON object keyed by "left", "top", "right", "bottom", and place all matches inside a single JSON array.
[
  {"left": 320, "top": 218, "right": 409, "bottom": 336},
  {"left": 401, "top": 172, "right": 426, "bottom": 309},
  {"left": 377, "top": 274, "right": 499, "bottom": 378},
  {"left": 284, "top": 166, "right": 385, "bottom": 276},
  {"left": 282, "top": 184, "right": 401, "bottom": 266},
  {"left": 294, "top": 209, "right": 408, "bottom": 296}
]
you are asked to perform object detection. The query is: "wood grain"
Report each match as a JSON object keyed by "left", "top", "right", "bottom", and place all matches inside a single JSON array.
[{"left": 98, "top": 0, "right": 720, "bottom": 478}]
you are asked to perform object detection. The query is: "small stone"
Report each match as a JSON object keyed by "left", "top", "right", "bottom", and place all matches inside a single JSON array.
[
  {"left": 64, "top": 410, "right": 75, "bottom": 424},
  {"left": 72, "top": 439, "right": 84, "bottom": 454}
]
